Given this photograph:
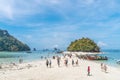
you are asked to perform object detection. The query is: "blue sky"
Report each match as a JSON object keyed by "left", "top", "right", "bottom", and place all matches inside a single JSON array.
[{"left": 0, "top": 0, "right": 120, "bottom": 50}]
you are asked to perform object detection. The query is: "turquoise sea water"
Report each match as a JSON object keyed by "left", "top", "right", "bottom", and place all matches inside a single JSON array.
[
  {"left": 96, "top": 50, "right": 120, "bottom": 68},
  {"left": 0, "top": 51, "right": 62, "bottom": 64},
  {"left": 0, "top": 50, "right": 120, "bottom": 68}
]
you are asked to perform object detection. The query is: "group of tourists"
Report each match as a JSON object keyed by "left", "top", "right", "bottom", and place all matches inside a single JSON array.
[
  {"left": 45, "top": 56, "right": 108, "bottom": 77},
  {"left": 46, "top": 59, "right": 52, "bottom": 68},
  {"left": 46, "top": 56, "right": 79, "bottom": 68},
  {"left": 72, "top": 59, "right": 79, "bottom": 66}
]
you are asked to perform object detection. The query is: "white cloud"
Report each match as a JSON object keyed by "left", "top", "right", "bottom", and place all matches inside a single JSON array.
[
  {"left": 0, "top": 0, "right": 14, "bottom": 20},
  {"left": 53, "top": 44, "right": 59, "bottom": 48},
  {"left": 97, "top": 41, "right": 107, "bottom": 47},
  {"left": 23, "top": 35, "right": 32, "bottom": 39},
  {"left": 0, "top": 0, "right": 119, "bottom": 23}
]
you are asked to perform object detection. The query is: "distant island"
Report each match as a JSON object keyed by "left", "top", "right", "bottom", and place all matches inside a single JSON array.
[
  {"left": 0, "top": 29, "right": 30, "bottom": 51},
  {"left": 67, "top": 37, "right": 100, "bottom": 52}
]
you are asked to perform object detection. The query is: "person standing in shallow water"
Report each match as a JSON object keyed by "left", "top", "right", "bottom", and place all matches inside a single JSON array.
[
  {"left": 87, "top": 66, "right": 91, "bottom": 76},
  {"left": 19, "top": 58, "right": 23, "bottom": 64}
]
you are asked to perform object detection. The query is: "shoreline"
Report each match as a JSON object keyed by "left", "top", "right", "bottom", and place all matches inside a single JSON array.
[
  {"left": 62, "top": 51, "right": 120, "bottom": 67},
  {"left": 0, "top": 55, "right": 120, "bottom": 80}
]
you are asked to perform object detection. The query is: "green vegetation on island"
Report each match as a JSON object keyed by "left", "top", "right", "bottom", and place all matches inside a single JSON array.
[
  {"left": 67, "top": 37, "right": 100, "bottom": 52},
  {"left": 0, "top": 29, "right": 30, "bottom": 51}
]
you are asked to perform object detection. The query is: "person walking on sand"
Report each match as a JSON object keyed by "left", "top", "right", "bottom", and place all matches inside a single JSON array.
[
  {"left": 104, "top": 64, "right": 107, "bottom": 73},
  {"left": 101, "top": 63, "right": 103, "bottom": 71},
  {"left": 66, "top": 58, "right": 68, "bottom": 67},
  {"left": 64, "top": 59, "right": 66, "bottom": 66},
  {"left": 57, "top": 57, "right": 60, "bottom": 67},
  {"left": 87, "top": 66, "right": 91, "bottom": 76},
  {"left": 76, "top": 59, "right": 78, "bottom": 66},
  {"left": 65, "top": 58, "right": 68, "bottom": 67},
  {"left": 49, "top": 59, "right": 52, "bottom": 68},
  {"left": 72, "top": 59, "right": 74, "bottom": 66},
  {"left": 46, "top": 59, "right": 49, "bottom": 67}
]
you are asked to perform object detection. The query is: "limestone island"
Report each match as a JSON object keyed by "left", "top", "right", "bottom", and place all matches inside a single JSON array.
[
  {"left": 67, "top": 37, "right": 100, "bottom": 52},
  {"left": 65, "top": 38, "right": 108, "bottom": 60},
  {"left": 0, "top": 29, "right": 30, "bottom": 51}
]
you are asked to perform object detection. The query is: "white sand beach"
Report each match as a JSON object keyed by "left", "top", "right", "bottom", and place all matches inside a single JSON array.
[{"left": 0, "top": 56, "right": 120, "bottom": 80}]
